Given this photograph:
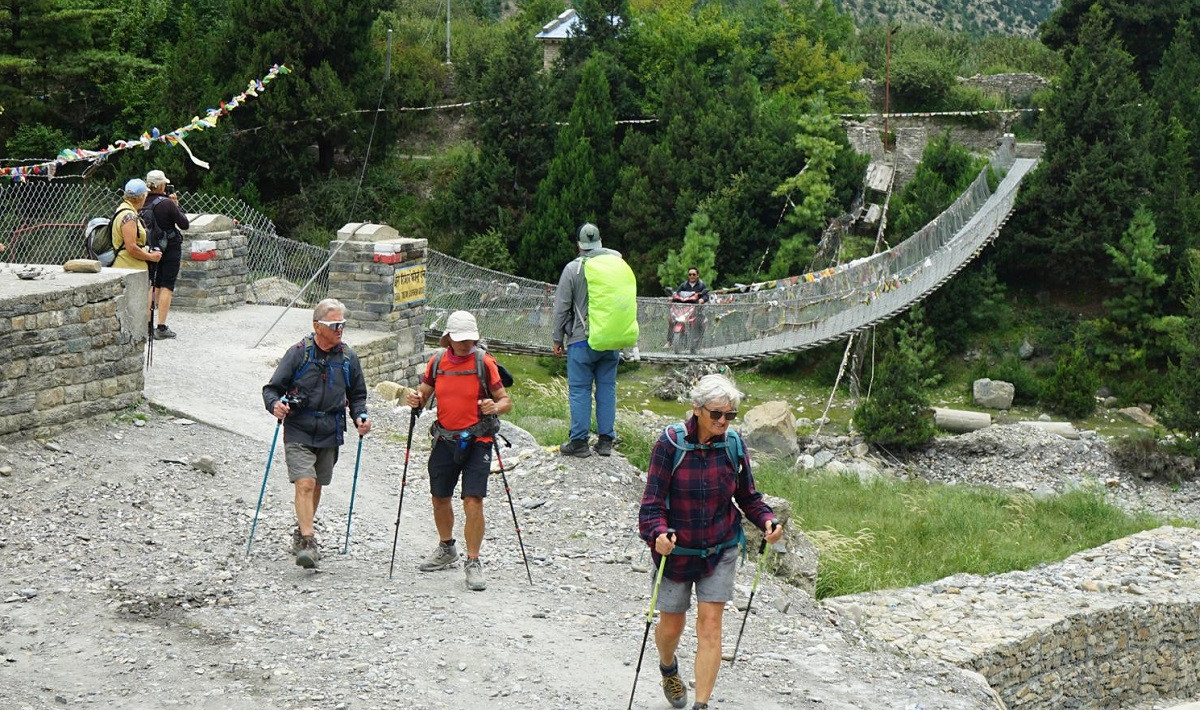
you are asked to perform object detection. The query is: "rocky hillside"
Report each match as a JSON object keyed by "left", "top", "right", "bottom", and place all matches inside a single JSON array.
[{"left": 833, "top": 0, "right": 1059, "bottom": 37}]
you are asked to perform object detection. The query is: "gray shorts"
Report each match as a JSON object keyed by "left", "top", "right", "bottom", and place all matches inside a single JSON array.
[
  {"left": 285, "top": 443, "right": 338, "bottom": 486},
  {"left": 654, "top": 546, "right": 738, "bottom": 614}
]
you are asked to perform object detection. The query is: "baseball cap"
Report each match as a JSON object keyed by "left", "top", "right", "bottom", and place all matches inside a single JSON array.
[
  {"left": 577, "top": 222, "right": 601, "bottom": 250},
  {"left": 146, "top": 169, "right": 170, "bottom": 186},
  {"left": 443, "top": 310, "right": 480, "bottom": 342},
  {"left": 123, "top": 178, "right": 149, "bottom": 197}
]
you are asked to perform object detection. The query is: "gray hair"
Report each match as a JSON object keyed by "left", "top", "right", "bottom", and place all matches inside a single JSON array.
[
  {"left": 313, "top": 298, "right": 347, "bottom": 322},
  {"left": 689, "top": 374, "right": 742, "bottom": 410}
]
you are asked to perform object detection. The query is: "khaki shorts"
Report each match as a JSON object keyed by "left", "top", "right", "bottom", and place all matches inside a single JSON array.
[
  {"left": 285, "top": 442, "right": 338, "bottom": 486},
  {"left": 654, "top": 546, "right": 738, "bottom": 614}
]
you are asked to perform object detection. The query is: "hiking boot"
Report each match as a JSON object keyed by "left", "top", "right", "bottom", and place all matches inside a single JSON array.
[
  {"left": 290, "top": 527, "right": 303, "bottom": 556},
  {"left": 660, "top": 658, "right": 688, "bottom": 709},
  {"left": 418, "top": 540, "right": 459, "bottom": 571},
  {"left": 154, "top": 324, "right": 177, "bottom": 339},
  {"left": 464, "top": 557, "right": 486, "bottom": 591},
  {"left": 295, "top": 536, "right": 319, "bottom": 569},
  {"left": 594, "top": 435, "right": 614, "bottom": 457},
  {"left": 560, "top": 439, "right": 592, "bottom": 458},
  {"left": 692, "top": 704, "right": 708, "bottom": 710}
]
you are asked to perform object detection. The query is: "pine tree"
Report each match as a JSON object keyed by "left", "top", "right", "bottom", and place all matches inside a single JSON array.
[
  {"left": 1002, "top": 4, "right": 1157, "bottom": 282},
  {"left": 852, "top": 335, "right": 937, "bottom": 449},
  {"left": 1042, "top": 340, "right": 1100, "bottom": 420},
  {"left": 518, "top": 56, "right": 617, "bottom": 282},
  {"left": 658, "top": 210, "right": 720, "bottom": 291},
  {"left": 895, "top": 306, "right": 942, "bottom": 389},
  {"left": 1162, "top": 250, "right": 1200, "bottom": 445},
  {"left": 1096, "top": 205, "right": 1169, "bottom": 371}
]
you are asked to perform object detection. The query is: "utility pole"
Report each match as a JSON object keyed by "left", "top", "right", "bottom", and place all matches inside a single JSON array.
[
  {"left": 884, "top": 22, "right": 898, "bottom": 148},
  {"left": 445, "top": 0, "right": 451, "bottom": 64}
]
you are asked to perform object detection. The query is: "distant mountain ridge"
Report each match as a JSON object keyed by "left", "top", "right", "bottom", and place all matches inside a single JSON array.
[{"left": 833, "top": 0, "right": 1060, "bottom": 37}]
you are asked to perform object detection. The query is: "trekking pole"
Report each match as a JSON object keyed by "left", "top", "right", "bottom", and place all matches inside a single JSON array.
[
  {"left": 388, "top": 406, "right": 419, "bottom": 579},
  {"left": 628, "top": 528, "right": 674, "bottom": 710},
  {"left": 730, "top": 523, "right": 776, "bottom": 665},
  {"left": 246, "top": 397, "right": 287, "bottom": 556},
  {"left": 342, "top": 415, "right": 367, "bottom": 555},
  {"left": 493, "top": 434, "right": 532, "bottom": 585}
]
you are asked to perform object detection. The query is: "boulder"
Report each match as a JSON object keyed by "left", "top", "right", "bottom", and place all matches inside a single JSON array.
[
  {"left": 743, "top": 495, "right": 818, "bottom": 596},
  {"left": 1118, "top": 406, "right": 1159, "bottom": 428},
  {"left": 1019, "top": 339, "right": 1035, "bottom": 359},
  {"left": 973, "top": 378, "right": 1015, "bottom": 410},
  {"left": 741, "top": 400, "right": 799, "bottom": 459}
]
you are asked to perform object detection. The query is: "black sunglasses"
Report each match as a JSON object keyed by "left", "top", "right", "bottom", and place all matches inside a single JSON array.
[{"left": 703, "top": 407, "right": 737, "bottom": 421}]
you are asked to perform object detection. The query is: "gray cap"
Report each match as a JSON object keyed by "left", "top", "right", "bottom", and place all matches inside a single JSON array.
[{"left": 577, "top": 222, "right": 601, "bottom": 250}]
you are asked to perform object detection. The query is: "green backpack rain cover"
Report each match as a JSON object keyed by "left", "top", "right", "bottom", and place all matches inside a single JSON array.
[{"left": 583, "top": 253, "right": 639, "bottom": 350}]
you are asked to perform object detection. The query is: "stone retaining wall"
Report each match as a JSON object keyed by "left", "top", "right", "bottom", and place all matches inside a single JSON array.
[
  {"left": 825, "top": 527, "right": 1200, "bottom": 708},
  {"left": 172, "top": 214, "right": 249, "bottom": 310},
  {"left": 0, "top": 268, "right": 149, "bottom": 441}
]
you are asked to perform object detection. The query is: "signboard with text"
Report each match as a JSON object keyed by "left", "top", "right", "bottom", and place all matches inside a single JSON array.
[{"left": 393, "top": 264, "right": 426, "bottom": 304}]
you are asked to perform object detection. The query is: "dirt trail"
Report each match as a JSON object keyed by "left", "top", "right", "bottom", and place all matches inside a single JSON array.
[{"left": 0, "top": 402, "right": 1000, "bottom": 709}]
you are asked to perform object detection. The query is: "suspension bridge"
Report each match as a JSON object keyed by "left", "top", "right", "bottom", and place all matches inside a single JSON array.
[
  {"left": 1, "top": 140, "right": 1035, "bottom": 365},
  {"left": 426, "top": 140, "right": 1035, "bottom": 364}
]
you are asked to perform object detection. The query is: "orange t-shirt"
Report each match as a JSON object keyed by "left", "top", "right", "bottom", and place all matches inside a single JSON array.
[{"left": 422, "top": 348, "right": 503, "bottom": 440}]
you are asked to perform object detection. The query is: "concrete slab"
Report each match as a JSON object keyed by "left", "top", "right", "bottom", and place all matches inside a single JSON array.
[{"left": 143, "top": 305, "right": 394, "bottom": 443}]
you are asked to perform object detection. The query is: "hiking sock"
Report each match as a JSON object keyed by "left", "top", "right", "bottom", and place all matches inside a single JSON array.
[{"left": 660, "top": 658, "right": 679, "bottom": 676}]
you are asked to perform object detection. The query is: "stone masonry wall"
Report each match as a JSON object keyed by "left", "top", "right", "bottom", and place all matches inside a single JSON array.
[
  {"left": 825, "top": 527, "right": 1200, "bottom": 709},
  {"left": 0, "top": 268, "right": 149, "bottom": 441},
  {"left": 172, "top": 214, "right": 249, "bottom": 311},
  {"left": 327, "top": 223, "right": 427, "bottom": 387}
]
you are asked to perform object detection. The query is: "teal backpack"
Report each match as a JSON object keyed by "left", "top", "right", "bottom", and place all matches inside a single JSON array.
[{"left": 659, "top": 422, "right": 747, "bottom": 559}]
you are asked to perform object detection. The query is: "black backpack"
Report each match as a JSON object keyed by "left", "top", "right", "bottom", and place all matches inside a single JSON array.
[{"left": 138, "top": 195, "right": 169, "bottom": 250}]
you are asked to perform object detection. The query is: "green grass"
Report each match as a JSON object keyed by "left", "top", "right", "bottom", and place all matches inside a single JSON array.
[
  {"left": 753, "top": 465, "right": 1174, "bottom": 599},
  {"left": 496, "top": 352, "right": 1188, "bottom": 600}
]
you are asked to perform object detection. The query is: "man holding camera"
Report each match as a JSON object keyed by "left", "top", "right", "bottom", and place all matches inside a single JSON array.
[
  {"left": 144, "top": 169, "right": 189, "bottom": 340},
  {"left": 262, "top": 299, "right": 371, "bottom": 568}
]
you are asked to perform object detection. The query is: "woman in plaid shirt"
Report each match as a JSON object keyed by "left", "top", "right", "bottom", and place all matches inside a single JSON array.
[{"left": 638, "top": 374, "right": 784, "bottom": 710}]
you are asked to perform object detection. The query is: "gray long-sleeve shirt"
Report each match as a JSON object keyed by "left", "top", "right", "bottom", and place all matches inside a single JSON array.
[{"left": 551, "top": 247, "right": 622, "bottom": 347}]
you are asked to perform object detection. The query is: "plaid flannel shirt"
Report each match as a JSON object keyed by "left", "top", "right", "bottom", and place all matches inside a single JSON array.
[{"left": 638, "top": 415, "right": 775, "bottom": 582}]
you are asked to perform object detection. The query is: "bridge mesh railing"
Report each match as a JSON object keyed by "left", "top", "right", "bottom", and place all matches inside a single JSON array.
[
  {"left": 428, "top": 142, "right": 1026, "bottom": 362},
  {"left": 0, "top": 180, "right": 328, "bottom": 304}
]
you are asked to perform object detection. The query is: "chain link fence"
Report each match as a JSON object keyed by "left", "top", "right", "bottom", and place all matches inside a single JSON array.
[{"left": 0, "top": 179, "right": 329, "bottom": 305}]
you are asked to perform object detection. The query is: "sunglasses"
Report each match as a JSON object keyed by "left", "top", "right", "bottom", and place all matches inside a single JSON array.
[
  {"left": 703, "top": 407, "right": 737, "bottom": 421},
  {"left": 317, "top": 319, "right": 346, "bottom": 332}
]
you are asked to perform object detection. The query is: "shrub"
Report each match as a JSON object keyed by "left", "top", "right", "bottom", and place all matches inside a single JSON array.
[
  {"left": 1110, "top": 434, "right": 1199, "bottom": 485},
  {"left": 1042, "top": 342, "right": 1099, "bottom": 419},
  {"left": 970, "top": 356, "right": 1042, "bottom": 405},
  {"left": 852, "top": 341, "right": 936, "bottom": 449},
  {"left": 458, "top": 227, "right": 517, "bottom": 274}
]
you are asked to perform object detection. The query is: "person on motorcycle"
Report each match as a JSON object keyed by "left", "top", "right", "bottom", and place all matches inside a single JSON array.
[{"left": 667, "top": 268, "right": 709, "bottom": 351}]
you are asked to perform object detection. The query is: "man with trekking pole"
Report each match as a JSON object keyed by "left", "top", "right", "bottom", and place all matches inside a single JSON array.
[
  {"left": 636, "top": 374, "right": 783, "bottom": 710},
  {"left": 262, "top": 298, "right": 370, "bottom": 569}
]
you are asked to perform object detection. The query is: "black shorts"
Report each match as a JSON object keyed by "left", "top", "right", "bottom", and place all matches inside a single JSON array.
[
  {"left": 148, "top": 240, "right": 182, "bottom": 290},
  {"left": 428, "top": 438, "right": 491, "bottom": 498}
]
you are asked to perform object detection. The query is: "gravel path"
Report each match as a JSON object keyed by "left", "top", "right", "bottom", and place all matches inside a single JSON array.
[{"left": 0, "top": 396, "right": 1003, "bottom": 710}]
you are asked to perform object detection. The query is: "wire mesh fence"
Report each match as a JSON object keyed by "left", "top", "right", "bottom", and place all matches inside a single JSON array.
[{"left": 0, "top": 180, "right": 329, "bottom": 305}]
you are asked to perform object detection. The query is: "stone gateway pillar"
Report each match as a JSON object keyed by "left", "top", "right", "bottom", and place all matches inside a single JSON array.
[{"left": 326, "top": 223, "right": 427, "bottom": 386}]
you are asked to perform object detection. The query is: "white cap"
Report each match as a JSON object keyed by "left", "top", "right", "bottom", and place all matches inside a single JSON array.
[
  {"left": 146, "top": 169, "right": 169, "bottom": 187},
  {"left": 443, "top": 310, "right": 480, "bottom": 342}
]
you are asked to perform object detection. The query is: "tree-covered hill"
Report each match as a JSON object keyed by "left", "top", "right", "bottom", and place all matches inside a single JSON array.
[{"left": 832, "top": 0, "right": 1059, "bottom": 37}]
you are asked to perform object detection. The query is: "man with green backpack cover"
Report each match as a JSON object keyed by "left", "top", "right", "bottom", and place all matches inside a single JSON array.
[{"left": 551, "top": 223, "right": 639, "bottom": 457}]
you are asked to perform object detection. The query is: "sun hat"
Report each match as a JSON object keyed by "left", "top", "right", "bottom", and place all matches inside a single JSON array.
[
  {"left": 576, "top": 222, "right": 602, "bottom": 250},
  {"left": 443, "top": 310, "right": 480, "bottom": 341},
  {"left": 123, "top": 178, "right": 149, "bottom": 197},
  {"left": 145, "top": 169, "right": 169, "bottom": 187}
]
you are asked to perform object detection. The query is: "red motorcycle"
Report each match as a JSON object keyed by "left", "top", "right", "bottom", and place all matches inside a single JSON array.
[{"left": 668, "top": 290, "right": 701, "bottom": 354}]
